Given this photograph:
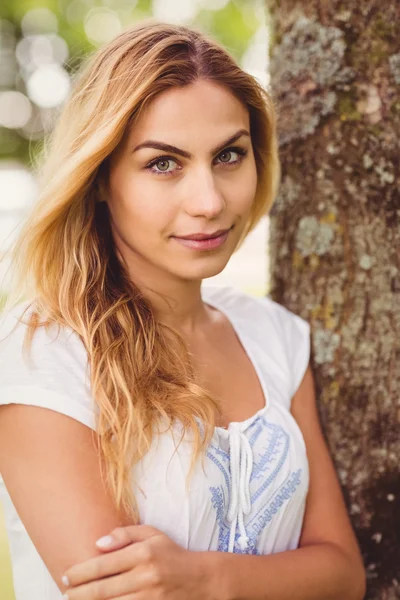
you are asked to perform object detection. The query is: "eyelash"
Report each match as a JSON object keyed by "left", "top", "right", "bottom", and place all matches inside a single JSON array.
[{"left": 144, "top": 146, "right": 248, "bottom": 177}]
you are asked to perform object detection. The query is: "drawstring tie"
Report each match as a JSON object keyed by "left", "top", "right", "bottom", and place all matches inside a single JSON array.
[{"left": 226, "top": 423, "right": 253, "bottom": 552}]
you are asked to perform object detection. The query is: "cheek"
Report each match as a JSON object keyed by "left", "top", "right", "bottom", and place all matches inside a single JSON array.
[
  {"left": 110, "top": 175, "right": 174, "bottom": 232},
  {"left": 129, "top": 193, "right": 176, "bottom": 232},
  {"left": 122, "top": 200, "right": 179, "bottom": 248},
  {"left": 232, "top": 169, "right": 258, "bottom": 213}
]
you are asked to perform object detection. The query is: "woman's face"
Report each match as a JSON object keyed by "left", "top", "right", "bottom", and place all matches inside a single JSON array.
[{"left": 106, "top": 79, "right": 258, "bottom": 284}]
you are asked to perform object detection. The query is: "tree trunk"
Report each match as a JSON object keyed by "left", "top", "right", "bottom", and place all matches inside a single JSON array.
[{"left": 265, "top": 1, "right": 400, "bottom": 598}]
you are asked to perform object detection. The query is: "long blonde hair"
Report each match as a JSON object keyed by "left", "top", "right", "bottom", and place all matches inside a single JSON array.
[{"left": 2, "top": 19, "right": 281, "bottom": 523}]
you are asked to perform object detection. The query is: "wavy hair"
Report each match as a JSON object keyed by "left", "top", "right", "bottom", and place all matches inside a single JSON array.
[{"left": 2, "top": 19, "right": 281, "bottom": 524}]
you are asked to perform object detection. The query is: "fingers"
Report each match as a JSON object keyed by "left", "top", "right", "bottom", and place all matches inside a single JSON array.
[
  {"left": 63, "top": 543, "right": 141, "bottom": 587},
  {"left": 101, "top": 525, "right": 162, "bottom": 549},
  {"left": 106, "top": 594, "right": 148, "bottom": 600},
  {"left": 62, "top": 566, "right": 157, "bottom": 599},
  {"left": 62, "top": 526, "right": 164, "bottom": 588}
]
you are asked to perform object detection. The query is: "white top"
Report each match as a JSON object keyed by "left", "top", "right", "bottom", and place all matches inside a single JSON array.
[{"left": 0, "top": 284, "right": 311, "bottom": 600}]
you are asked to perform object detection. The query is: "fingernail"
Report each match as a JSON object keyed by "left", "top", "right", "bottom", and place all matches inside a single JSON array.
[
  {"left": 96, "top": 534, "right": 114, "bottom": 548},
  {"left": 61, "top": 575, "right": 69, "bottom": 586}
]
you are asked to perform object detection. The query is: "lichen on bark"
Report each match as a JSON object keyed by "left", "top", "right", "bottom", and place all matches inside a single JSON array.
[
  {"left": 266, "top": 2, "right": 400, "bottom": 597},
  {"left": 269, "top": 15, "right": 355, "bottom": 144}
]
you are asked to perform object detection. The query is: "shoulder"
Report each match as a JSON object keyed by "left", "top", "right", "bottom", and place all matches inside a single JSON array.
[
  {"left": 0, "top": 300, "right": 96, "bottom": 429},
  {"left": 0, "top": 300, "right": 88, "bottom": 373}
]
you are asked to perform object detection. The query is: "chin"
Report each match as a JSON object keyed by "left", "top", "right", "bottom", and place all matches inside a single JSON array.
[{"left": 174, "top": 258, "right": 230, "bottom": 282}]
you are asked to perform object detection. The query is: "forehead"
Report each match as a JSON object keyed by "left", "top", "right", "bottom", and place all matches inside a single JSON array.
[{"left": 128, "top": 80, "right": 250, "bottom": 143}]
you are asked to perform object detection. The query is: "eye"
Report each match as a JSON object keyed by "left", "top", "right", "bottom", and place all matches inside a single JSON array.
[
  {"left": 144, "top": 146, "right": 248, "bottom": 177},
  {"left": 216, "top": 146, "right": 248, "bottom": 166},
  {"left": 145, "top": 156, "right": 180, "bottom": 176}
]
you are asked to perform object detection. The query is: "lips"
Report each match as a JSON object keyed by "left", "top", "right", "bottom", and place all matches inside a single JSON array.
[
  {"left": 172, "top": 228, "right": 231, "bottom": 250},
  {"left": 174, "top": 227, "right": 232, "bottom": 240}
]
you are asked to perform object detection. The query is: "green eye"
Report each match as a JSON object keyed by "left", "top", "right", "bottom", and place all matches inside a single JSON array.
[{"left": 145, "top": 146, "right": 248, "bottom": 177}]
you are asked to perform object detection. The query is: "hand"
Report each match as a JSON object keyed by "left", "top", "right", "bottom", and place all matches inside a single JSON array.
[{"left": 61, "top": 524, "right": 216, "bottom": 599}]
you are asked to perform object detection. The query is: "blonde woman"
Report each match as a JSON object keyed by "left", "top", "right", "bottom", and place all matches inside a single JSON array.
[{"left": 0, "top": 20, "right": 365, "bottom": 600}]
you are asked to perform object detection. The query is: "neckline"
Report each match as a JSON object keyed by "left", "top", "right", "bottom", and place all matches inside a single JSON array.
[{"left": 200, "top": 285, "right": 270, "bottom": 436}]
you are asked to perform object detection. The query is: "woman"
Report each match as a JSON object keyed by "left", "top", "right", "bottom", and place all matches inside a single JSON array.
[{"left": 0, "top": 19, "right": 365, "bottom": 600}]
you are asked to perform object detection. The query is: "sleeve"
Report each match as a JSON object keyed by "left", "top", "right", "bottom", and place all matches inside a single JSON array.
[
  {"left": 279, "top": 306, "right": 311, "bottom": 399},
  {"left": 0, "top": 302, "right": 97, "bottom": 431},
  {"left": 257, "top": 295, "right": 311, "bottom": 400}
]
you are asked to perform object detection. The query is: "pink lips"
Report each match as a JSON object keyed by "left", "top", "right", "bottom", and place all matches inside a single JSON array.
[
  {"left": 176, "top": 228, "right": 230, "bottom": 240},
  {"left": 171, "top": 227, "right": 232, "bottom": 250}
]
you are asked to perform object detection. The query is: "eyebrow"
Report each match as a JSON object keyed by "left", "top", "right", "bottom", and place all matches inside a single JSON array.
[{"left": 131, "top": 128, "right": 250, "bottom": 159}]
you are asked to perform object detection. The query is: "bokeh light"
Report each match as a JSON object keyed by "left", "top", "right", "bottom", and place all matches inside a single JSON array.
[
  {"left": 16, "top": 34, "right": 69, "bottom": 72},
  {"left": 84, "top": 8, "right": 123, "bottom": 45},
  {"left": 0, "top": 162, "right": 37, "bottom": 211},
  {"left": 152, "top": 0, "right": 200, "bottom": 25},
  {"left": 21, "top": 8, "right": 58, "bottom": 36},
  {"left": 0, "top": 92, "right": 32, "bottom": 129},
  {"left": 26, "top": 64, "right": 70, "bottom": 108}
]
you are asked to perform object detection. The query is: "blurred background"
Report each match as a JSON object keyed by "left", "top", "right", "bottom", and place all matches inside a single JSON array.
[{"left": 0, "top": 1, "right": 271, "bottom": 597}]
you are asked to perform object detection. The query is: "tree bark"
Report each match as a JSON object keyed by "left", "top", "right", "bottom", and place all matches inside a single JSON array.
[{"left": 265, "top": 1, "right": 400, "bottom": 598}]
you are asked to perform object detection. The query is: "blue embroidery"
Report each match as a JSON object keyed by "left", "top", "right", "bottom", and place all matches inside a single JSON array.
[
  {"left": 206, "top": 415, "right": 304, "bottom": 554},
  {"left": 212, "top": 445, "right": 230, "bottom": 461},
  {"left": 250, "top": 422, "right": 283, "bottom": 482},
  {"left": 251, "top": 427, "right": 289, "bottom": 503},
  {"left": 206, "top": 448, "right": 231, "bottom": 496},
  {"left": 209, "top": 486, "right": 226, "bottom": 522},
  {"left": 248, "top": 469, "right": 303, "bottom": 538}
]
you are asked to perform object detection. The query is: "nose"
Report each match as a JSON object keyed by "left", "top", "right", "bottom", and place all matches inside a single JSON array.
[{"left": 183, "top": 168, "right": 226, "bottom": 219}]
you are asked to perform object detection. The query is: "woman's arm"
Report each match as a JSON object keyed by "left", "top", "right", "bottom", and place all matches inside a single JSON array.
[
  {"left": 63, "top": 524, "right": 364, "bottom": 600},
  {"left": 204, "top": 364, "right": 366, "bottom": 600},
  {"left": 203, "top": 539, "right": 364, "bottom": 600},
  {"left": 0, "top": 403, "right": 133, "bottom": 595},
  {"left": 61, "top": 364, "right": 366, "bottom": 600}
]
